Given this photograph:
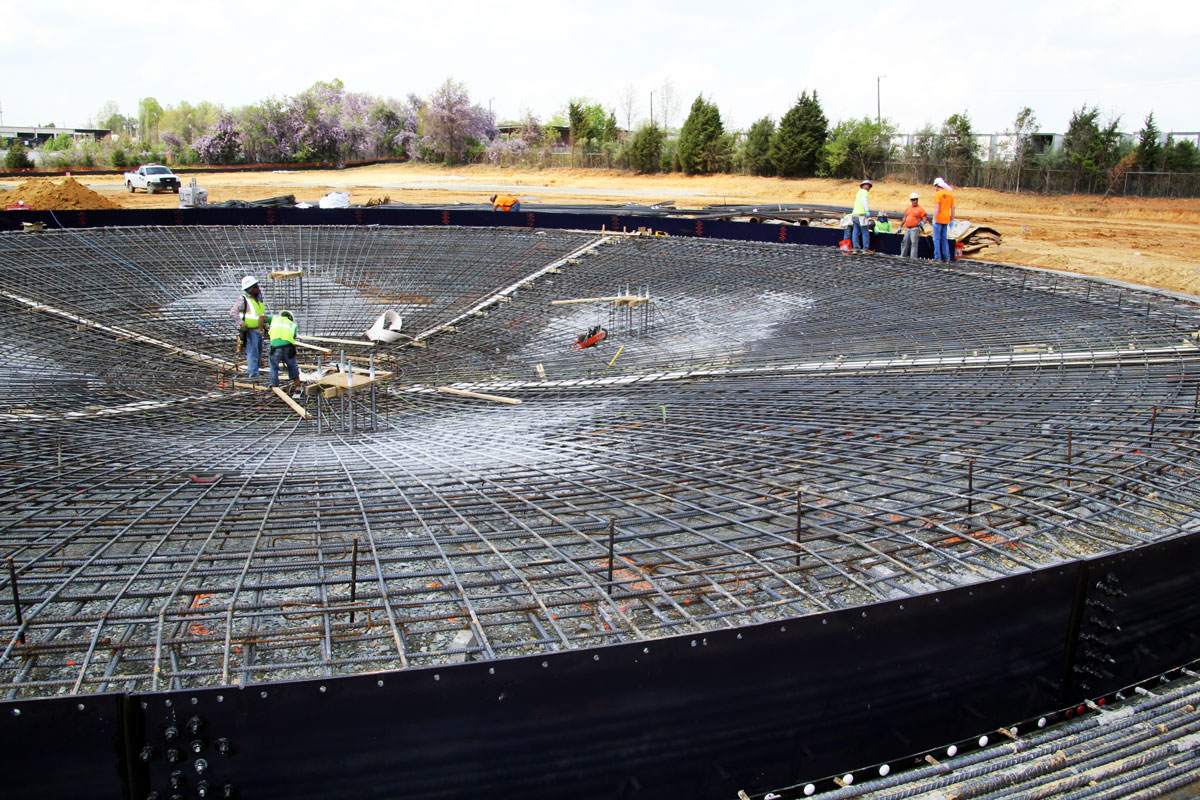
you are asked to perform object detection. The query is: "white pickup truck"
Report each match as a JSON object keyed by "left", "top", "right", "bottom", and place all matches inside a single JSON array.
[{"left": 124, "top": 164, "right": 181, "bottom": 194}]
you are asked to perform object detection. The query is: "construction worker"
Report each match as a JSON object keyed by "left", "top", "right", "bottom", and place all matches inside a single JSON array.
[
  {"left": 851, "top": 179, "right": 872, "bottom": 252},
  {"left": 932, "top": 177, "right": 956, "bottom": 262},
  {"left": 490, "top": 194, "right": 520, "bottom": 212},
  {"left": 900, "top": 192, "right": 928, "bottom": 259},
  {"left": 873, "top": 212, "right": 894, "bottom": 234},
  {"left": 230, "top": 275, "right": 266, "bottom": 379},
  {"left": 265, "top": 310, "right": 303, "bottom": 396}
]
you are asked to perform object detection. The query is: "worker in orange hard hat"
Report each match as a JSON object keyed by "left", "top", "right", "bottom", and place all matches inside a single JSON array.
[{"left": 490, "top": 194, "right": 521, "bottom": 212}]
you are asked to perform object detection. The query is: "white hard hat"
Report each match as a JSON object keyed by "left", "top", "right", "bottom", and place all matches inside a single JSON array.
[
  {"left": 910, "top": 192, "right": 920, "bottom": 200},
  {"left": 933, "top": 177, "right": 949, "bottom": 189},
  {"left": 860, "top": 179, "right": 873, "bottom": 186},
  {"left": 241, "top": 275, "right": 258, "bottom": 290}
]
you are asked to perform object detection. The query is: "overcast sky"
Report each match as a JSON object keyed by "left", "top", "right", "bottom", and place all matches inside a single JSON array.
[{"left": 5, "top": 0, "right": 1198, "bottom": 136}]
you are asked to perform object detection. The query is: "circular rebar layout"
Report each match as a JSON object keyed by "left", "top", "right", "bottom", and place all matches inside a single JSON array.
[{"left": 2, "top": 224, "right": 1200, "bottom": 701}]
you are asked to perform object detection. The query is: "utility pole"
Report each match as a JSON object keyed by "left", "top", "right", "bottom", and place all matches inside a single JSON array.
[
  {"left": 876, "top": 75, "right": 886, "bottom": 125},
  {"left": 650, "top": 90, "right": 654, "bottom": 127}
]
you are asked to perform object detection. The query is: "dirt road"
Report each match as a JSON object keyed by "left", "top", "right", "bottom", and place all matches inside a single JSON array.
[{"left": 19, "top": 163, "right": 1200, "bottom": 296}]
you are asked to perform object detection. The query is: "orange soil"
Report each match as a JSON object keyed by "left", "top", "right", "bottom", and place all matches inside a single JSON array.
[{"left": 1, "top": 177, "right": 120, "bottom": 210}]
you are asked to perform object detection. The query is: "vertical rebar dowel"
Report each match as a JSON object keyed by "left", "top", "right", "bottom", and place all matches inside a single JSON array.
[
  {"left": 1194, "top": 383, "right": 1199, "bottom": 416},
  {"left": 795, "top": 490, "right": 803, "bottom": 566},
  {"left": 1067, "top": 430, "right": 1074, "bottom": 487},
  {"left": 349, "top": 537, "right": 359, "bottom": 623},
  {"left": 607, "top": 517, "right": 615, "bottom": 595},
  {"left": 967, "top": 458, "right": 975, "bottom": 517},
  {"left": 8, "top": 557, "right": 26, "bottom": 645},
  {"left": 1150, "top": 405, "right": 1157, "bottom": 444}
]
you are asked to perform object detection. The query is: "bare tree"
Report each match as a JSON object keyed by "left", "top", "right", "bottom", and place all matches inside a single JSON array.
[
  {"left": 618, "top": 83, "right": 639, "bottom": 132},
  {"left": 658, "top": 78, "right": 681, "bottom": 131}
]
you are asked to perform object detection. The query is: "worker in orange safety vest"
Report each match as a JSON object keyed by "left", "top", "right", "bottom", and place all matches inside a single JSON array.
[{"left": 490, "top": 194, "right": 521, "bottom": 212}]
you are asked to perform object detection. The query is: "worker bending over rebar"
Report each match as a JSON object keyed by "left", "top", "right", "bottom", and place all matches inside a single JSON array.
[{"left": 265, "top": 310, "right": 303, "bottom": 396}]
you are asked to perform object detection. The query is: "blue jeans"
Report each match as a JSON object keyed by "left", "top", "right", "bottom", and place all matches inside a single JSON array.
[
  {"left": 269, "top": 346, "right": 299, "bottom": 387},
  {"left": 851, "top": 217, "right": 870, "bottom": 250},
  {"left": 245, "top": 328, "right": 263, "bottom": 377},
  {"left": 933, "top": 222, "right": 951, "bottom": 261}
]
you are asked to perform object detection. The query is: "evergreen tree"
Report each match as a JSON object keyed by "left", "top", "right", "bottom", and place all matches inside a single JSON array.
[
  {"left": 769, "top": 91, "right": 828, "bottom": 177},
  {"left": 940, "top": 111, "right": 980, "bottom": 165},
  {"left": 4, "top": 139, "right": 34, "bottom": 169},
  {"left": 677, "top": 95, "right": 732, "bottom": 175},
  {"left": 1164, "top": 137, "right": 1199, "bottom": 172},
  {"left": 743, "top": 117, "right": 776, "bottom": 176},
  {"left": 624, "top": 123, "right": 665, "bottom": 173},
  {"left": 1136, "top": 112, "right": 1162, "bottom": 171},
  {"left": 1062, "top": 105, "right": 1124, "bottom": 188}
]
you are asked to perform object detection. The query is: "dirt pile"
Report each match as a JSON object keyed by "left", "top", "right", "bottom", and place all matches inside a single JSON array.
[{"left": 2, "top": 177, "right": 121, "bottom": 210}]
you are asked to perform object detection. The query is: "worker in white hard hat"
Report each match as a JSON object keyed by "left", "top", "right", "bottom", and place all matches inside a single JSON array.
[
  {"left": 900, "top": 192, "right": 928, "bottom": 259},
  {"left": 851, "top": 179, "right": 873, "bottom": 253},
  {"left": 229, "top": 275, "right": 266, "bottom": 379},
  {"left": 932, "top": 177, "right": 956, "bottom": 262}
]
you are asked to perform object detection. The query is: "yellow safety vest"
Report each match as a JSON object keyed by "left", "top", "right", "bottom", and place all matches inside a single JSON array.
[
  {"left": 242, "top": 293, "right": 265, "bottom": 328},
  {"left": 268, "top": 314, "right": 297, "bottom": 346}
]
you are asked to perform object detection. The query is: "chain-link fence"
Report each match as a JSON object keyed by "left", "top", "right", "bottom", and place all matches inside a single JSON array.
[{"left": 882, "top": 161, "right": 1200, "bottom": 197}]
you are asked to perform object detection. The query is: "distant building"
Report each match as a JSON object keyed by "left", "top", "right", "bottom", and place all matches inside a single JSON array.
[{"left": 0, "top": 125, "right": 110, "bottom": 148}]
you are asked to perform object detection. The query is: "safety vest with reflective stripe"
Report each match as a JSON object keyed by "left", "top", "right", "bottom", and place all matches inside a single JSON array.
[
  {"left": 242, "top": 293, "right": 265, "bottom": 328},
  {"left": 268, "top": 314, "right": 297, "bottom": 347}
]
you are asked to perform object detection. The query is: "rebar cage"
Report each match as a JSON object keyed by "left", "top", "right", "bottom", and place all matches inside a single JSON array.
[{"left": 2, "top": 224, "right": 1200, "bottom": 702}]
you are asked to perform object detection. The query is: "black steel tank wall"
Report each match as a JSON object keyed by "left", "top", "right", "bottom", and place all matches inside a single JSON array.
[
  {"left": 3, "top": 534, "right": 1198, "bottom": 800},
  {"left": 0, "top": 206, "right": 930, "bottom": 256}
]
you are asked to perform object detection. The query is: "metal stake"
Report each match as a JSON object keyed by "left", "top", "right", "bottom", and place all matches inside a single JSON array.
[
  {"left": 606, "top": 517, "right": 615, "bottom": 595},
  {"left": 795, "top": 490, "right": 803, "bottom": 566},
  {"left": 8, "top": 557, "right": 26, "bottom": 645},
  {"left": 967, "top": 458, "right": 975, "bottom": 517},
  {"left": 349, "top": 537, "right": 359, "bottom": 623},
  {"left": 1067, "top": 430, "right": 1073, "bottom": 487},
  {"left": 1150, "top": 405, "right": 1157, "bottom": 444}
]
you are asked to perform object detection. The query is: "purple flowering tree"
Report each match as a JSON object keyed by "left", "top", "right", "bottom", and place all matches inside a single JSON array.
[
  {"left": 194, "top": 114, "right": 242, "bottom": 164},
  {"left": 486, "top": 111, "right": 543, "bottom": 166},
  {"left": 418, "top": 79, "right": 496, "bottom": 165}
]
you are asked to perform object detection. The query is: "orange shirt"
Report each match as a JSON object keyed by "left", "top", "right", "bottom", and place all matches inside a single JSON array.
[
  {"left": 493, "top": 195, "right": 518, "bottom": 211},
  {"left": 933, "top": 189, "right": 954, "bottom": 224},
  {"left": 902, "top": 205, "right": 927, "bottom": 228}
]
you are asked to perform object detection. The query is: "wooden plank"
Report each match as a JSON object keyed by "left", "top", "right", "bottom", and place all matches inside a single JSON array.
[
  {"left": 317, "top": 371, "right": 386, "bottom": 391},
  {"left": 437, "top": 387, "right": 522, "bottom": 405},
  {"left": 550, "top": 295, "right": 639, "bottom": 306},
  {"left": 272, "top": 386, "right": 312, "bottom": 419},
  {"left": 298, "top": 336, "right": 376, "bottom": 347},
  {"left": 294, "top": 341, "right": 333, "bottom": 354},
  {"left": 267, "top": 269, "right": 305, "bottom": 280},
  {"left": 233, "top": 381, "right": 271, "bottom": 392}
]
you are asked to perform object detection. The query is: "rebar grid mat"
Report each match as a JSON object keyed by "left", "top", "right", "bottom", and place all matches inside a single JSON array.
[{"left": 2, "top": 225, "right": 1200, "bottom": 700}]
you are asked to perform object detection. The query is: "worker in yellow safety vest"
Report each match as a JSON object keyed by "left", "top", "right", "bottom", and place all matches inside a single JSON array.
[
  {"left": 265, "top": 310, "right": 303, "bottom": 396},
  {"left": 230, "top": 275, "right": 266, "bottom": 378}
]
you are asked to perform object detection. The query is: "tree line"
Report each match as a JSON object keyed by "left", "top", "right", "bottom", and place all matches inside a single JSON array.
[{"left": 6, "top": 78, "right": 1199, "bottom": 197}]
